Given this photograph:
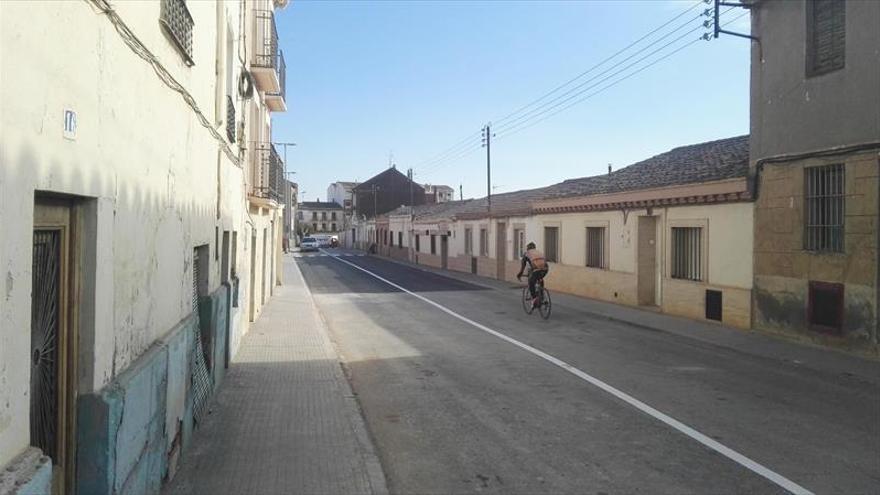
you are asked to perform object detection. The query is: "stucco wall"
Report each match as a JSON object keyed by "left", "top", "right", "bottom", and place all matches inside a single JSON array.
[
  {"left": 0, "top": 0, "right": 261, "bottom": 476},
  {"left": 750, "top": 0, "right": 880, "bottom": 160},
  {"left": 753, "top": 152, "right": 878, "bottom": 341}
]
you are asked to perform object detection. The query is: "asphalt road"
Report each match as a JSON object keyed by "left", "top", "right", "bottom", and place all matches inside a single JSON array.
[{"left": 296, "top": 250, "right": 880, "bottom": 495}]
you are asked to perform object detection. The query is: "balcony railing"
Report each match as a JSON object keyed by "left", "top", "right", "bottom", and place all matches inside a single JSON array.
[
  {"left": 226, "top": 95, "right": 236, "bottom": 143},
  {"left": 253, "top": 10, "right": 279, "bottom": 69},
  {"left": 160, "top": 0, "right": 194, "bottom": 66},
  {"left": 268, "top": 49, "right": 286, "bottom": 102},
  {"left": 251, "top": 143, "right": 284, "bottom": 203}
]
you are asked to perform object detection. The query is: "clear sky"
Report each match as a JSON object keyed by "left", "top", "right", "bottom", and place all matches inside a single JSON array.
[{"left": 272, "top": 0, "right": 752, "bottom": 203}]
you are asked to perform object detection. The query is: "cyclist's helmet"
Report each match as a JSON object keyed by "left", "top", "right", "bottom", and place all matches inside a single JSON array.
[{"left": 526, "top": 242, "right": 536, "bottom": 250}]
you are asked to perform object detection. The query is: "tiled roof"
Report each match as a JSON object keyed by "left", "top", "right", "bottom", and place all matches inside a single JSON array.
[
  {"left": 389, "top": 135, "right": 749, "bottom": 220},
  {"left": 300, "top": 201, "right": 343, "bottom": 209},
  {"left": 547, "top": 135, "right": 749, "bottom": 199}
]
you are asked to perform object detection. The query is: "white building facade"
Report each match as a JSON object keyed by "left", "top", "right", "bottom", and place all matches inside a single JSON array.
[{"left": 0, "top": 0, "right": 288, "bottom": 492}]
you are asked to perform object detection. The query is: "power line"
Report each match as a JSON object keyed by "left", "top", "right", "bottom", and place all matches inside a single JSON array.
[
  {"left": 493, "top": 0, "right": 707, "bottom": 127},
  {"left": 493, "top": 7, "right": 722, "bottom": 135},
  {"left": 495, "top": 9, "right": 748, "bottom": 141}
]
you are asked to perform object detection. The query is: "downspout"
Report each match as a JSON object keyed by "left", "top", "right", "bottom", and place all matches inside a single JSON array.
[{"left": 875, "top": 153, "right": 879, "bottom": 345}]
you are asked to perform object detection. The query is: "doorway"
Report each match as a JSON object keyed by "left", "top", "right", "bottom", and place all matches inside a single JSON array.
[
  {"left": 249, "top": 232, "right": 257, "bottom": 321},
  {"left": 637, "top": 216, "right": 657, "bottom": 306},
  {"left": 440, "top": 235, "right": 448, "bottom": 269},
  {"left": 496, "top": 222, "right": 507, "bottom": 280},
  {"left": 32, "top": 198, "right": 78, "bottom": 494}
]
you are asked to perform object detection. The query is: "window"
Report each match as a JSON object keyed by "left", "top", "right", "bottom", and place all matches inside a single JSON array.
[
  {"left": 332, "top": 212, "right": 337, "bottom": 221},
  {"left": 671, "top": 227, "right": 703, "bottom": 281},
  {"left": 806, "top": 0, "right": 846, "bottom": 77},
  {"left": 479, "top": 228, "right": 488, "bottom": 256},
  {"left": 322, "top": 212, "right": 327, "bottom": 220},
  {"left": 431, "top": 235, "right": 437, "bottom": 255},
  {"left": 513, "top": 228, "right": 525, "bottom": 260},
  {"left": 544, "top": 227, "right": 559, "bottom": 263},
  {"left": 384, "top": 230, "right": 389, "bottom": 245},
  {"left": 390, "top": 230, "right": 394, "bottom": 246},
  {"left": 398, "top": 232, "right": 403, "bottom": 246},
  {"left": 321, "top": 223, "right": 326, "bottom": 231},
  {"left": 416, "top": 235, "right": 420, "bottom": 252},
  {"left": 464, "top": 227, "right": 473, "bottom": 255},
  {"left": 312, "top": 223, "right": 317, "bottom": 231},
  {"left": 805, "top": 164, "right": 845, "bottom": 252},
  {"left": 331, "top": 223, "right": 336, "bottom": 231},
  {"left": 312, "top": 212, "right": 317, "bottom": 220},
  {"left": 298, "top": 211, "right": 303, "bottom": 219},
  {"left": 586, "top": 227, "right": 606, "bottom": 269},
  {"left": 160, "top": 0, "right": 194, "bottom": 66}
]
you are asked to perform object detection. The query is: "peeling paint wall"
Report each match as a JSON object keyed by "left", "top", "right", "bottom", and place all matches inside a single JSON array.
[{"left": 0, "top": 0, "right": 265, "bottom": 483}]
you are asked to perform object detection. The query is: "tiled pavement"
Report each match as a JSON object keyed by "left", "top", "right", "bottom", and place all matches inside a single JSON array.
[{"left": 163, "top": 257, "right": 387, "bottom": 495}]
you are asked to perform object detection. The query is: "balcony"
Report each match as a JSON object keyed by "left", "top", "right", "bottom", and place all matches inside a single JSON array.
[
  {"left": 252, "top": 10, "right": 281, "bottom": 93},
  {"left": 265, "top": 50, "right": 287, "bottom": 112},
  {"left": 250, "top": 143, "right": 284, "bottom": 205}
]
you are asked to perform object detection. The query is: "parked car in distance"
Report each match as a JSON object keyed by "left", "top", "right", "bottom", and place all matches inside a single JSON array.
[{"left": 300, "top": 237, "right": 319, "bottom": 252}]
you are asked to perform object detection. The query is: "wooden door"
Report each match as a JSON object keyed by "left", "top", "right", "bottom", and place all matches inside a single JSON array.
[
  {"left": 32, "top": 199, "right": 77, "bottom": 494},
  {"left": 496, "top": 222, "right": 507, "bottom": 280},
  {"left": 637, "top": 216, "right": 657, "bottom": 306}
]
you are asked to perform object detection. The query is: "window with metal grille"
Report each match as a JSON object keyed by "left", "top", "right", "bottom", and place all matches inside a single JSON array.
[
  {"left": 806, "top": 0, "right": 846, "bottom": 77},
  {"left": 544, "top": 227, "right": 559, "bottom": 263},
  {"left": 805, "top": 164, "right": 845, "bottom": 252},
  {"left": 671, "top": 227, "right": 703, "bottom": 281},
  {"left": 479, "top": 228, "right": 488, "bottom": 256},
  {"left": 513, "top": 229, "right": 524, "bottom": 260},
  {"left": 160, "top": 0, "right": 194, "bottom": 66},
  {"left": 586, "top": 227, "right": 606, "bottom": 269},
  {"left": 465, "top": 228, "right": 473, "bottom": 255}
]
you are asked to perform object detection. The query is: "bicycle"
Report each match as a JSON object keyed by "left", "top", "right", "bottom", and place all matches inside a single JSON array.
[{"left": 521, "top": 275, "right": 552, "bottom": 319}]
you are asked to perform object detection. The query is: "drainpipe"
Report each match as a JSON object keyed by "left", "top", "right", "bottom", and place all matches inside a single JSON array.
[{"left": 875, "top": 153, "right": 879, "bottom": 345}]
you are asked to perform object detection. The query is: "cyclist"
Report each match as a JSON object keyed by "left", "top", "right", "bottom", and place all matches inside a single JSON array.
[{"left": 516, "top": 242, "right": 549, "bottom": 309}]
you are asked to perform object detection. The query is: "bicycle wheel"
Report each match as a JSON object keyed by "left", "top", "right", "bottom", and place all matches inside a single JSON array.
[
  {"left": 538, "top": 288, "right": 552, "bottom": 320},
  {"left": 522, "top": 286, "right": 534, "bottom": 315}
]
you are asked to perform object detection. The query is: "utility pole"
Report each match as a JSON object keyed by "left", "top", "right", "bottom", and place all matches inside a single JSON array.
[
  {"left": 482, "top": 123, "right": 494, "bottom": 213},
  {"left": 408, "top": 168, "right": 415, "bottom": 262},
  {"left": 460, "top": 184, "right": 463, "bottom": 201}
]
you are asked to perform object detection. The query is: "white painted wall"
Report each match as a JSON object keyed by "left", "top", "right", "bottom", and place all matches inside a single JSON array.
[{"left": 0, "top": 0, "right": 279, "bottom": 468}]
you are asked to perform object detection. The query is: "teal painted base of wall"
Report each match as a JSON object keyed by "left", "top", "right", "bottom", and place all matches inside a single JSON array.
[
  {"left": 0, "top": 447, "right": 52, "bottom": 495},
  {"left": 77, "top": 285, "right": 230, "bottom": 495}
]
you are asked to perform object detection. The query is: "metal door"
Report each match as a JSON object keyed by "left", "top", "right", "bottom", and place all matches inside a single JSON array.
[{"left": 32, "top": 199, "right": 77, "bottom": 494}]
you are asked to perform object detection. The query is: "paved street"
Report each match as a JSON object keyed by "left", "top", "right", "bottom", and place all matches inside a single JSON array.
[{"left": 299, "top": 249, "right": 880, "bottom": 495}]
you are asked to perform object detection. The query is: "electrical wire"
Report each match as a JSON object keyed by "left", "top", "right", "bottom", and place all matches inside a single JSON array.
[
  {"left": 493, "top": 7, "right": 729, "bottom": 135},
  {"left": 493, "top": 0, "right": 707, "bottom": 128},
  {"left": 85, "top": 0, "right": 240, "bottom": 166},
  {"left": 415, "top": 0, "right": 713, "bottom": 177},
  {"left": 495, "top": 9, "right": 748, "bottom": 141}
]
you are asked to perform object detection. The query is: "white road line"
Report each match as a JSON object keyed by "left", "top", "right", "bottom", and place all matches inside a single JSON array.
[{"left": 328, "top": 254, "right": 814, "bottom": 495}]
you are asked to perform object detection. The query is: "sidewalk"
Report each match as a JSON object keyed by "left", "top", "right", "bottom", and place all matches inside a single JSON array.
[
  {"left": 163, "top": 257, "right": 387, "bottom": 495},
  {"left": 365, "top": 251, "right": 880, "bottom": 386}
]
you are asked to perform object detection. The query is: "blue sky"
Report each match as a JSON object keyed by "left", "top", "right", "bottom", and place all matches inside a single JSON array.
[{"left": 273, "top": 0, "right": 751, "bottom": 202}]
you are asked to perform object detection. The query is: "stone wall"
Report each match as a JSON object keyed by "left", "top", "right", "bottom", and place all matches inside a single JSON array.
[{"left": 753, "top": 152, "right": 878, "bottom": 343}]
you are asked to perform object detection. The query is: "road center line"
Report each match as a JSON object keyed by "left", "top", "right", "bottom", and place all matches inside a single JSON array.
[{"left": 326, "top": 253, "right": 814, "bottom": 495}]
